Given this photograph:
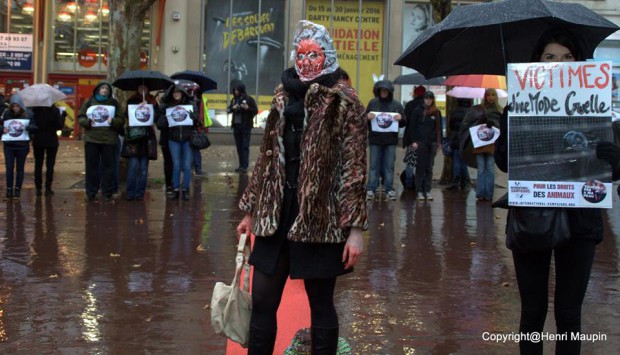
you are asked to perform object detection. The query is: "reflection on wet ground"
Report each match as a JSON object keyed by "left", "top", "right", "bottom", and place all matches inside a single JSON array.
[{"left": 0, "top": 174, "right": 619, "bottom": 354}]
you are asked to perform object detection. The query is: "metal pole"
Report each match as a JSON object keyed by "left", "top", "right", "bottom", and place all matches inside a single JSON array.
[
  {"left": 98, "top": 0, "right": 103, "bottom": 73},
  {"left": 199, "top": 0, "right": 205, "bottom": 71}
]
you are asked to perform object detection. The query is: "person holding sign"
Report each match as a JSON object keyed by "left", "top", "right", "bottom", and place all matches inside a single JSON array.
[
  {"left": 78, "top": 82, "right": 124, "bottom": 202},
  {"left": 495, "top": 29, "right": 605, "bottom": 355},
  {"left": 156, "top": 85, "right": 200, "bottom": 201},
  {"left": 366, "top": 80, "right": 405, "bottom": 201},
  {"left": 1, "top": 94, "right": 35, "bottom": 200},
  {"left": 462, "top": 89, "right": 503, "bottom": 202},
  {"left": 123, "top": 85, "right": 158, "bottom": 201},
  {"left": 235, "top": 20, "right": 366, "bottom": 354},
  {"left": 405, "top": 91, "right": 442, "bottom": 201}
]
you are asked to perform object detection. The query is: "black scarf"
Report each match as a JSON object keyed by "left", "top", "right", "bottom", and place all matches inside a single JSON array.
[{"left": 281, "top": 67, "right": 342, "bottom": 124}]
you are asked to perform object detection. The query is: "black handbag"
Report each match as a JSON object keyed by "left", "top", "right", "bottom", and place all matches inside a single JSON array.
[
  {"left": 506, "top": 207, "right": 570, "bottom": 253},
  {"left": 190, "top": 129, "right": 211, "bottom": 150}
]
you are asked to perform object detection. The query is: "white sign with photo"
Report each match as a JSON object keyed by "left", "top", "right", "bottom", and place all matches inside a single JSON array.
[
  {"left": 370, "top": 112, "right": 399, "bottom": 133},
  {"left": 86, "top": 105, "right": 116, "bottom": 127},
  {"left": 506, "top": 61, "right": 613, "bottom": 208},
  {"left": 128, "top": 104, "right": 154, "bottom": 126},
  {"left": 166, "top": 105, "right": 194, "bottom": 127},
  {"left": 469, "top": 124, "right": 500, "bottom": 148},
  {"left": 2, "top": 119, "right": 30, "bottom": 141}
]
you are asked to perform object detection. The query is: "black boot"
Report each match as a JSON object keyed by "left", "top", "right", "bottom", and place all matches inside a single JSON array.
[
  {"left": 170, "top": 190, "right": 180, "bottom": 200},
  {"left": 13, "top": 188, "right": 21, "bottom": 200},
  {"left": 460, "top": 177, "right": 471, "bottom": 190},
  {"left": 182, "top": 189, "right": 190, "bottom": 201},
  {"left": 446, "top": 177, "right": 461, "bottom": 191},
  {"left": 248, "top": 325, "right": 277, "bottom": 355},
  {"left": 5, "top": 188, "right": 13, "bottom": 200},
  {"left": 311, "top": 327, "right": 339, "bottom": 355}
]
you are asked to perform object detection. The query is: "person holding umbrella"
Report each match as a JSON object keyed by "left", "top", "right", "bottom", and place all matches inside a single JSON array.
[
  {"left": 31, "top": 104, "right": 66, "bottom": 196},
  {"left": 1, "top": 94, "right": 36, "bottom": 200},
  {"left": 78, "top": 82, "right": 124, "bottom": 202},
  {"left": 156, "top": 85, "right": 200, "bottom": 201},
  {"left": 122, "top": 84, "right": 158, "bottom": 201},
  {"left": 495, "top": 29, "right": 604, "bottom": 354}
]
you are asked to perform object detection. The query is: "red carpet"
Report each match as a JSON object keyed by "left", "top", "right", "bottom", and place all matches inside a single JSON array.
[{"left": 226, "top": 235, "right": 311, "bottom": 354}]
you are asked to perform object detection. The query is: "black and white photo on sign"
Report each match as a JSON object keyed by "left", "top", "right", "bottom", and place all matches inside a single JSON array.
[
  {"left": 166, "top": 105, "right": 194, "bottom": 127},
  {"left": 469, "top": 124, "right": 500, "bottom": 148},
  {"left": 86, "top": 105, "right": 115, "bottom": 127},
  {"left": 2, "top": 119, "right": 30, "bottom": 141},
  {"left": 400, "top": 2, "right": 433, "bottom": 103},
  {"left": 128, "top": 104, "right": 154, "bottom": 127},
  {"left": 370, "top": 112, "right": 399, "bottom": 133},
  {"left": 507, "top": 61, "right": 613, "bottom": 208}
]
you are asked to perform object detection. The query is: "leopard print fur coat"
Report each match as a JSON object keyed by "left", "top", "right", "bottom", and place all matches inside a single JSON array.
[{"left": 238, "top": 78, "right": 368, "bottom": 243}]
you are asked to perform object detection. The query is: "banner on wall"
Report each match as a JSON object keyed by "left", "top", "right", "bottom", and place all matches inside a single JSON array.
[
  {"left": 0, "top": 33, "right": 33, "bottom": 71},
  {"left": 506, "top": 61, "right": 613, "bottom": 208},
  {"left": 400, "top": 3, "right": 434, "bottom": 104},
  {"left": 306, "top": 0, "right": 384, "bottom": 106},
  {"left": 203, "top": 0, "right": 286, "bottom": 110}
]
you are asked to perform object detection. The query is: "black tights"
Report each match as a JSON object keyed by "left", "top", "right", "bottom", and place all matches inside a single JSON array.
[
  {"left": 250, "top": 245, "right": 338, "bottom": 332},
  {"left": 512, "top": 238, "right": 596, "bottom": 355}
]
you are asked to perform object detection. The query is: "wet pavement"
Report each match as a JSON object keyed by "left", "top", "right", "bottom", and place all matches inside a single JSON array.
[{"left": 0, "top": 140, "right": 619, "bottom": 354}]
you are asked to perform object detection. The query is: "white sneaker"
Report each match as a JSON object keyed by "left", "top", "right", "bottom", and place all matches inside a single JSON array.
[
  {"left": 426, "top": 193, "right": 434, "bottom": 201},
  {"left": 366, "top": 191, "right": 375, "bottom": 200},
  {"left": 386, "top": 191, "right": 397, "bottom": 200},
  {"left": 416, "top": 193, "right": 425, "bottom": 201}
]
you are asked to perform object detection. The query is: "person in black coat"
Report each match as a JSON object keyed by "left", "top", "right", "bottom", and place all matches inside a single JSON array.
[
  {"left": 446, "top": 98, "right": 472, "bottom": 191},
  {"left": 402, "top": 85, "right": 427, "bottom": 189},
  {"left": 227, "top": 82, "right": 258, "bottom": 173},
  {"left": 31, "top": 105, "right": 66, "bottom": 196}
]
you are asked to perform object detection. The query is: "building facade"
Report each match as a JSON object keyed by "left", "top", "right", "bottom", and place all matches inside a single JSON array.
[{"left": 1, "top": 0, "right": 619, "bottom": 136}]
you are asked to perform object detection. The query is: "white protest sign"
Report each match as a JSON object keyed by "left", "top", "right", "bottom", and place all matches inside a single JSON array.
[
  {"left": 2, "top": 119, "right": 30, "bottom": 141},
  {"left": 86, "top": 105, "right": 116, "bottom": 127},
  {"left": 128, "top": 104, "right": 154, "bottom": 126},
  {"left": 370, "top": 112, "right": 399, "bottom": 133},
  {"left": 469, "top": 124, "right": 500, "bottom": 148},
  {"left": 166, "top": 105, "right": 194, "bottom": 127}
]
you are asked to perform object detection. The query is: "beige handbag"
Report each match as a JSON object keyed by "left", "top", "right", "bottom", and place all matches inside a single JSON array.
[{"left": 210, "top": 233, "right": 252, "bottom": 348}]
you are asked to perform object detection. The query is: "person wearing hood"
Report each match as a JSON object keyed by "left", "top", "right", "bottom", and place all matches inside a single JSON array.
[
  {"left": 402, "top": 85, "right": 427, "bottom": 189},
  {"left": 156, "top": 85, "right": 200, "bottom": 200},
  {"left": 405, "top": 91, "right": 443, "bottom": 201},
  {"left": 365, "top": 80, "right": 405, "bottom": 201},
  {"left": 78, "top": 82, "right": 124, "bottom": 202},
  {"left": 123, "top": 85, "right": 158, "bottom": 201},
  {"left": 1, "top": 94, "right": 36, "bottom": 200},
  {"left": 446, "top": 98, "right": 473, "bottom": 191},
  {"left": 235, "top": 20, "right": 367, "bottom": 354},
  {"left": 31, "top": 104, "right": 67, "bottom": 196},
  {"left": 227, "top": 82, "right": 258, "bottom": 173}
]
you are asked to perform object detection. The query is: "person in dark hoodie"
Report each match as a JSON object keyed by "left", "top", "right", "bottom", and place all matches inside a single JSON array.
[
  {"left": 31, "top": 104, "right": 66, "bottom": 196},
  {"left": 405, "top": 91, "right": 442, "bottom": 201},
  {"left": 402, "top": 85, "right": 427, "bottom": 189},
  {"left": 78, "top": 82, "right": 124, "bottom": 202},
  {"left": 1, "top": 94, "right": 36, "bottom": 200},
  {"left": 156, "top": 85, "right": 200, "bottom": 201},
  {"left": 446, "top": 98, "right": 472, "bottom": 191},
  {"left": 227, "top": 82, "right": 258, "bottom": 173},
  {"left": 365, "top": 80, "right": 405, "bottom": 201}
]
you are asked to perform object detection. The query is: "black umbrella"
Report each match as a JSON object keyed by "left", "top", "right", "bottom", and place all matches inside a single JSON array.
[
  {"left": 112, "top": 70, "right": 175, "bottom": 91},
  {"left": 393, "top": 73, "right": 445, "bottom": 86},
  {"left": 170, "top": 70, "right": 217, "bottom": 92},
  {"left": 395, "top": 0, "right": 619, "bottom": 77}
]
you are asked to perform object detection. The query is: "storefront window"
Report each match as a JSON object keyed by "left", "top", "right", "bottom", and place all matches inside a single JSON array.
[
  {"left": 51, "top": 0, "right": 150, "bottom": 72},
  {"left": 0, "top": 0, "right": 35, "bottom": 34}
]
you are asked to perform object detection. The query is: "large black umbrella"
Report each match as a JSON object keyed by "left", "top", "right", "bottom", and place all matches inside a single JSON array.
[
  {"left": 395, "top": 0, "right": 619, "bottom": 77},
  {"left": 170, "top": 70, "right": 217, "bottom": 92},
  {"left": 112, "top": 70, "right": 175, "bottom": 91},
  {"left": 393, "top": 73, "right": 445, "bottom": 86}
]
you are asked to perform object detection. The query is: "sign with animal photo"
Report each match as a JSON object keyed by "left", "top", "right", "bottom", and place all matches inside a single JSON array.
[
  {"left": 506, "top": 61, "right": 613, "bottom": 208},
  {"left": 166, "top": 105, "right": 194, "bottom": 127},
  {"left": 127, "top": 104, "right": 154, "bottom": 126},
  {"left": 86, "top": 105, "right": 115, "bottom": 127},
  {"left": 469, "top": 123, "right": 500, "bottom": 148},
  {"left": 369, "top": 111, "right": 399, "bottom": 133},
  {"left": 2, "top": 119, "right": 30, "bottom": 141}
]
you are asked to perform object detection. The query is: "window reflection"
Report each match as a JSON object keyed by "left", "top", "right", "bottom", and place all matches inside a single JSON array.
[
  {"left": 52, "top": 0, "right": 150, "bottom": 72},
  {"left": 0, "top": 0, "right": 35, "bottom": 34}
]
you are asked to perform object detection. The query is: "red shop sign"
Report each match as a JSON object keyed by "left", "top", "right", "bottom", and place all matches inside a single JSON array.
[{"left": 78, "top": 49, "right": 98, "bottom": 68}]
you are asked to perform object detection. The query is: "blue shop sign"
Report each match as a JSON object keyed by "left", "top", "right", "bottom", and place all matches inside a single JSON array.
[{"left": 0, "top": 51, "right": 32, "bottom": 71}]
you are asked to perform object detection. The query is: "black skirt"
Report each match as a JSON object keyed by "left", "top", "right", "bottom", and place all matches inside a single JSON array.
[{"left": 248, "top": 187, "right": 351, "bottom": 279}]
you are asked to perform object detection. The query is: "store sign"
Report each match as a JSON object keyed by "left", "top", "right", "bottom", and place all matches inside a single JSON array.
[
  {"left": 78, "top": 49, "right": 98, "bottom": 68},
  {"left": 0, "top": 33, "right": 33, "bottom": 71}
]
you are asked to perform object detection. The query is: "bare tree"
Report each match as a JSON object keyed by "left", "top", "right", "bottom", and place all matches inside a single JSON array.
[{"left": 107, "top": 0, "right": 157, "bottom": 81}]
